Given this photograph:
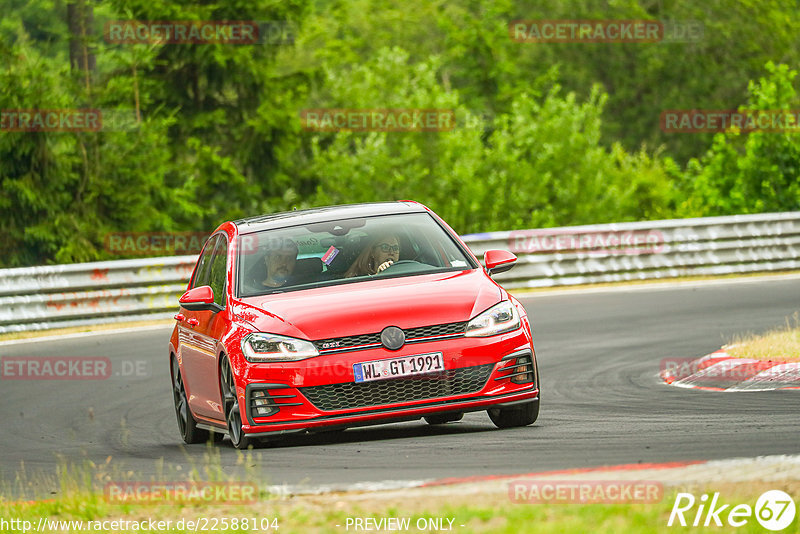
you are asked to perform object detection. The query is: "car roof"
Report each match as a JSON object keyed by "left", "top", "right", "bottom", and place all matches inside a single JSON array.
[{"left": 233, "top": 201, "right": 429, "bottom": 234}]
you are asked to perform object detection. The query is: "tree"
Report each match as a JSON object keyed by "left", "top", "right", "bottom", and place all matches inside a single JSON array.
[
  {"left": 294, "top": 47, "right": 675, "bottom": 234},
  {"left": 680, "top": 62, "right": 800, "bottom": 216}
]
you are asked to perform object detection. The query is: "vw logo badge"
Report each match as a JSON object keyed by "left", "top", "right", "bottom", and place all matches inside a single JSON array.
[{"left": 380, "top": 326, "right": 405, "bottom": 350}]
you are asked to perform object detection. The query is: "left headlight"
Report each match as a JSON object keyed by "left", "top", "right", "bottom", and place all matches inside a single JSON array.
[
  {"left": 464, "top": 301, "right": 521, "bottom": 337},
  {"left": 241, "top": 333, "right": 319, "bottom": 362}
]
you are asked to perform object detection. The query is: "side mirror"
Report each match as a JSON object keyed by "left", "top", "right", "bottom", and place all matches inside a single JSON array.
[
  {"left": 179, "top": 286, "right": 221, "bottom": 312},
  {"left": 484, "top": 250, "right": 517, "bottom": 276}
]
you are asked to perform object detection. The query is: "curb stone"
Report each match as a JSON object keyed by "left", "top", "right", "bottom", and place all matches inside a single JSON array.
[{"left": 660, "top": 350, "right": 800, "bottom": 391}]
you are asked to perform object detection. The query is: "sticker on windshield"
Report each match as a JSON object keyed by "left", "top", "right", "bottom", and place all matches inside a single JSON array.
[{"left": 321, "top": 246, "right": 340, "bottom": 265}]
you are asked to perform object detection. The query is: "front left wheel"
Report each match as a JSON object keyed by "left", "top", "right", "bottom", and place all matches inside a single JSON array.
[
  {"left": 220, "top": 355, "right": 252, "bottom": 449},
  {"left": 171, "top": 356, "right": 210, "bottom": 444},
  {"left": 487, "top": 399, "right": 539, "bottom": 429}
]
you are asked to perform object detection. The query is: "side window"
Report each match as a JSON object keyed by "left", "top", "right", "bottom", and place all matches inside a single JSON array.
[
  {"left": 208, "top": 236, "right": 228, "bottom": 307},
  {"left": 191, "top": 235, "right": 219, "bottom": 289}
]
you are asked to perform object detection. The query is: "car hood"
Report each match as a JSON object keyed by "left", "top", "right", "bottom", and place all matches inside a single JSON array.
[{"left": 234, "top": 269, "right": 503, "bottom": 340}]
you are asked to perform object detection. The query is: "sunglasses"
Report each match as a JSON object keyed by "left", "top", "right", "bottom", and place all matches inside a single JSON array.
[{"left": 376, "top": 243, "right": 400, "bottom": 253}]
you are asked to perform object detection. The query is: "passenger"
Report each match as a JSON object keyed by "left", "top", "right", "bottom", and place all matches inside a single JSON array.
[{"left": 344, "top": 234, "right": 400, "bottom": 278}]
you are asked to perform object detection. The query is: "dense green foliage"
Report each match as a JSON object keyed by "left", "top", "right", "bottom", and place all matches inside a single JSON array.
[
  {"left": 1, "top": 0, "right": 798, "bottom": 266},
  {"left": 680, "top": 63, "right": 800, "bottom": 216}
]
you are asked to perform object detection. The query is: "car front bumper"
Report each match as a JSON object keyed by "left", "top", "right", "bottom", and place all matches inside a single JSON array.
[{"left": 237, "top": 328, "right": 539, "bottom": 436}]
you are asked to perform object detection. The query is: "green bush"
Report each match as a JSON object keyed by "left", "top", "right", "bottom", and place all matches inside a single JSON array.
[{"left": 680, "top": 62, "right": 800, "bottom": 217}]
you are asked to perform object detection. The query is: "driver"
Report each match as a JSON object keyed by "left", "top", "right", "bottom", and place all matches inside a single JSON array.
[{"left": 344, "top": 233, "right": 400, "bottom": 277}]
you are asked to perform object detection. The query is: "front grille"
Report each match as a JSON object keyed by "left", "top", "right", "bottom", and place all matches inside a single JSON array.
[
  {"left": 298, "top": 363, "right": 494, "bottom": 411},
  {"left": 406, "top": 322, "right": 467, "bottom": 339},
  {"left": 313, "top": 321, "right": 467, "bottom": 352},
  {"left": 314, "top": 332, "right": 381, "bottom": 351}
]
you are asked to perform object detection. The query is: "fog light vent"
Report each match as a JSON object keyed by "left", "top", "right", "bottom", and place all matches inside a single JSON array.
[
  {"left": 511, "top": 355, "right": 534, "bottom": 384},
  {"left": 494, "top": 351, "right": 535, "bottom": 386},
  {"left": 247, "top": 385, "right": 303, "bottom": 419}
]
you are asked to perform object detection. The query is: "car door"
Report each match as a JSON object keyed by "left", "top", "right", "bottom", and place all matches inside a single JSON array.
[
  {"left": 179, "top": 234, "right": 226, "bottom": 421},
  {"left": 198, "top": 235, "right": 230, "bottom": 418}
]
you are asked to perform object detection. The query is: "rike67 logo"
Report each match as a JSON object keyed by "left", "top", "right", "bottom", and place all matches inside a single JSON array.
[{"left": 669, "top": 490, "right": 796, "bottom": 531}]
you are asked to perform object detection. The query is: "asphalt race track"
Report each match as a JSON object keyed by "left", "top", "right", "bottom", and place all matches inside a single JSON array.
[{"left": 2, "top": 276, "right": 799, "bottom": 495}]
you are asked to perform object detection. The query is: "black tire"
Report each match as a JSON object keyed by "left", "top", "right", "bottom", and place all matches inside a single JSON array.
[
  {"left": 220, "top": 355, "right": 252, "bottom": 450},
  {"left": 487, "top": 399, "right": 539, "bottom": 429},
  {"left": 171, "top": 356, "right": 210, "bottom": 444},
  {"left": 424, "top": 412, "right": 464, "bottom": 425}
]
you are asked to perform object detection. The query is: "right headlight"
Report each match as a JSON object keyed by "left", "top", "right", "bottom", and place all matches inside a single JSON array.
[
  {"left": 241, "top": 333, "right": 319, "bottom": 362},
  {"left": 464, "top": 301, "right": 521, "bottom": 337}
]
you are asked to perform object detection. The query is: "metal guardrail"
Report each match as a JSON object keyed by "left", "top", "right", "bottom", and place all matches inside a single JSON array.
[
  {"left": 464, "top": 211, "right": 800, "bottom": 288},
  {"left": 0, "top": 256, "right": 197, "bottom": 333},
  {"left": 1, "top": 212, "right": 798, "bottom": 333}
]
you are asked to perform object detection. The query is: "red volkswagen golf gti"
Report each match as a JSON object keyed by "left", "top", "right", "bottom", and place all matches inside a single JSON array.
[{"left": 168, "top": 201, "right": 539, "bottom": 448}]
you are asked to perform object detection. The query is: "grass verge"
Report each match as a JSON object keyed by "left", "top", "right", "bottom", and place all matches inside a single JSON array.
[
  {"left": 725, "top": 312, "right": 800, "bottom": 361},
  {"left": 2, "top": 480, "right": 798, "bottom": 533}
]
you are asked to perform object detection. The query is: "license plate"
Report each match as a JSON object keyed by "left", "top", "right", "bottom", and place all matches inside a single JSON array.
[{"left": 353, "top": 352, "right": 445, "bottom": 383}]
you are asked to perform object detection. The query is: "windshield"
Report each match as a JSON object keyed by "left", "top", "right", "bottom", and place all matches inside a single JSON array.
[{"left": 236, "top": 212, "right": 477, "bottom": 297}]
